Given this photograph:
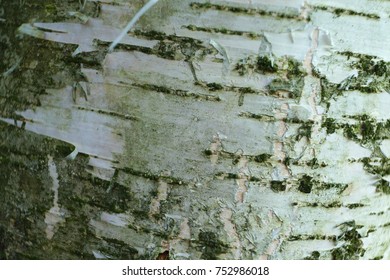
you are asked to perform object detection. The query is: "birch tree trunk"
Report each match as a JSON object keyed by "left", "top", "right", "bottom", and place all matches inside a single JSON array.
[{"left": 1, "top": 0, "right": 390, "bottom": 260}]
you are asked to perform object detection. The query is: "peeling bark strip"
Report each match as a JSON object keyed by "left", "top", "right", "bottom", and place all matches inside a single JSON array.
[
  {"left": 108, "top": 0, "right": 160, "bottom": 52},
  {"left": 2, "top": 0, "right": 390, "bottom": 260},
  {"left": 44, "top": 156, "right": 65, "bottom": 240}
]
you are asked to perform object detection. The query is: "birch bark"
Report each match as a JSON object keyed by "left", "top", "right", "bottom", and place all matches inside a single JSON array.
[{"left": 1, "top": 0, "right": 390, "bottom": 260}]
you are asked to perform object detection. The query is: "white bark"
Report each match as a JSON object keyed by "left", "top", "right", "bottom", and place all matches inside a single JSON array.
[{"left": 4, "top": 0, "right": 390, "bottom": 259}]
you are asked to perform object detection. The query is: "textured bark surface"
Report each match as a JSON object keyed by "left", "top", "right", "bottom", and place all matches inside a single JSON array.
[{"left": 1, "top": 0, "right": 390, "bottom": 259}]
